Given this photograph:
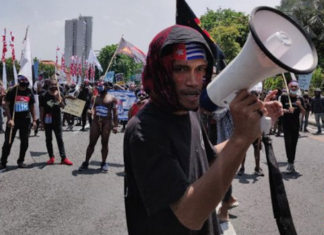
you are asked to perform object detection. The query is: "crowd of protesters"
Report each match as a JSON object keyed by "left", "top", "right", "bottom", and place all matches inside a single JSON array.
[
  {"left": 0, "top": 64, "right": 323, "bottom": 233},
  {"left": 0, "top": 74, "right": 148, "bottom": 172}
]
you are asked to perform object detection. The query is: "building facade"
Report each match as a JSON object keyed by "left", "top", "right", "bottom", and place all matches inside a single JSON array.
[{"left": 64, "top": 16, "right": 93, "bottom": 67}]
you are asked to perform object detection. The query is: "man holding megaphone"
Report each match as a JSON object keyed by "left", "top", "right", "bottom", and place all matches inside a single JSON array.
[{"left": 123, "top": 24, "right": 283, "bottom": 235}]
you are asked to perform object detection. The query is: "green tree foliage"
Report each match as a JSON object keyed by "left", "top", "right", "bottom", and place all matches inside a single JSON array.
[
  {"left": 0, "top": 58, "right": 19, "bottom": 85},
  {"left": 37, "top": 60, "right": 55, "bottom": 78},
  {"left": 277, "top": 0, "right": 324, "bottom": 69},
  {"left": 200, "top": 8, "right": 249, "bottom": 62},
  {"left": 310, "top": 67, "right": 324, "bottom": 89},
  {"left": 97, "top": 44, "right": 143, "bottom": 83},
  {"left": 264, "top": 75, "right": 285, "bottom": 91}
]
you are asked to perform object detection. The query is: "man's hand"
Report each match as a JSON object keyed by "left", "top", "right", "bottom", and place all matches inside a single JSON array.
[
  {"left": 230, "top": 90, "right": 264, "bottom": 143},
  {"left": 8, "top": 120, "right": 14, "bottom": 128},
  {"left": 40, "top": 122, "right": 44, "bottom": 131},
  {"left": 112, "top": 126, "right": 118, "bottom": 134},
  {"left": 32, "top": 121, "right": 37, "bottom": 130},
  {"left": 263, "top": 90, "right": 284, "bottom": 124}
]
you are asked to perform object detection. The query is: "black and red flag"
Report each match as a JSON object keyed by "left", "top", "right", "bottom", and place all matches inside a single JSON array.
[
  {"left": 176, "top": 0, "right": 226, "bottom": 71},
  {"left": 117, "top": 38, "right": 146, "bottom": 64}
]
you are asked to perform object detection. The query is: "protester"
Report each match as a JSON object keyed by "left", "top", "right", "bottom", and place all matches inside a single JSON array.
[
  {"left": 301, "top": 90, "right": 312, "bottom": 132},
  {"left": 237, "top": 91, "right": 264, "bottom": 176},
  {"left": 31, "top": 80, "right": 46, "bottom": 136},
  {"left": 209, "top": 106, "right": 239, "bottom": 223},
  {"left": 77, "top": 79, "right": 93, "bottom": 131},
  {"left": 127, "top": 89, "right": 149, "bottom": 120},
  {"left": 123, "top": 25, "right": 283, "bottom": 234},
  {"left": 0, "top": 81, "right": 6, "bottom": 134},
  {"left": 39, "top": 78, "right": 73, "bottom": 166},
  {"left": 280, "top": 81, "right": 305, "bottom": 174},
  {"left": 79, "top": 81, "right": 118, "bottom": 172},
  {"left": 65, "top": 82, "right": 78, "bottom": 131},
  {"left": 0, "top": 75, "right": 37, "bottom": 171},
  {"left": 311, "top": 88, "right": 324, "bottom": 135}
]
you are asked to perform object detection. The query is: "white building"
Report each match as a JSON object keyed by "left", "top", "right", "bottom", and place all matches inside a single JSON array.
[{"left": 64, "top": 15, "right": 93, "bottom": 66}]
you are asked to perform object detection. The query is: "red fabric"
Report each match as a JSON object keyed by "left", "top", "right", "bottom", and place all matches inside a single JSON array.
[
  {"left": 131, "top": 103, "right": 140, "bottom": 117},
  {"left": 142, "top": 25, "right": 213, "bottom": 113}
]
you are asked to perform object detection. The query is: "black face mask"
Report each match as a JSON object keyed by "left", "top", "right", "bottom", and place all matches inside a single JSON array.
[
  {"left": 50, "top": 87, "right": 57, "bottom": 91},
  {"left": 19, "top": 82, "right": 29, "bottom": 88}
]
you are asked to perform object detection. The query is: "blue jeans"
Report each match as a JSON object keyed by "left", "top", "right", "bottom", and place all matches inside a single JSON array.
[
  {"left": 314, "top": 113, "right": 324, "bottom": 132},
  {"left": 301, "top": 111, "right": 310, "bottom": 131}
]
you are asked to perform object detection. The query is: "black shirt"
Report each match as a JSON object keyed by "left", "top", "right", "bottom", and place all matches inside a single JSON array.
[
  {"left": 39, "top": 91, "right": 62, "bottom": 125},
  {"left": 4, "top": 86, "right": 35, "bottom": 121},
  {"left": 280, "top": 94, "right": 304, "bottom": 127},
  {"left": 124, "top": 102, "right": 220, "bottom": 235}
]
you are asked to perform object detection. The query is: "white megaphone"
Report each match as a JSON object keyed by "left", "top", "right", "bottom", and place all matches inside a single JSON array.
[{"left": 207, "top": 6, "right": 318, "bottom": 134}]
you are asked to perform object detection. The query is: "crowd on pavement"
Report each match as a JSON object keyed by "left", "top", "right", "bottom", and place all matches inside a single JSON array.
[
  {"left": 0, "top": 75, "right": 148, "bottom": 173},
  {"left": 0, "top": 26, "right": 324, "bottom": 234}
]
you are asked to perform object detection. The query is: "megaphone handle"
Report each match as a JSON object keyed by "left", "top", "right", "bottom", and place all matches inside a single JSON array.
[{"left": 260, "top": 116, "right": 272, "bottom": 134}]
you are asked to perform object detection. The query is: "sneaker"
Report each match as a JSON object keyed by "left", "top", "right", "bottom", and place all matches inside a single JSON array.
[
  {"left": 286, "top": 163, "right": 298, "bottom": 174},
  {"left": 290, "top": 164, "right": 299, "bottom": 174},
  {"left": 101, "top": 162, "right": 109, "bottom": 172},
  {"left": 0, "top": 163, "right": 6, "bottom": 172},
  {"left": 47, "top": 157, "right": 55, "bottom": 165},
  {"left": 315, "top": 131, "right": 322, "bottom": 135},
  {"left": 79, "top": 162, "right": 89, "bottom": 171},
  {"left": 18, "top": 163, "right": 30, "bottom": 169},
  {"left": 61, "top": 158, "right": 73, "bottom": 165},
  {"left": 254, "top": 167, "right": 265, "bottom": 176},
  {"left": 237, "top": 167, "right": 245, "bottom": 176}
]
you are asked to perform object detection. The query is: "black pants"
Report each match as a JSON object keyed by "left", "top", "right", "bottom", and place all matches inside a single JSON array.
[
  {"left": 1, "top": 118, "right": 30, "bottom": 166},
  {"left": 44, "top": 123, "right": 66, "bottom": 159},
  {"left": 283, "top": 125, "right": 299, "bottom": 164}
]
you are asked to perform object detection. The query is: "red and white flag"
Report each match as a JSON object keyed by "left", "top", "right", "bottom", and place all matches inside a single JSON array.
[
  {"left": 2, "top": 28, "right": 8, "bottom": 89},
  {"left": 55, "top": 46, "right": 60, "bottom": 66},
  {"left": 9, "top": 31, "right": 18, "bottom": 85}
]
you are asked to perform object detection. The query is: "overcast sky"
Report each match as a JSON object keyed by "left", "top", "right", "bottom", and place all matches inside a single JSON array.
[{"left": 1, "top": 0, "right": 281, "bottom": 61}]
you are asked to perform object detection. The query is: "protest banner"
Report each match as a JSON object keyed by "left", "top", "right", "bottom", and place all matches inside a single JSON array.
[
  {"left": 105, "top": 71, "right": 115, "bottom": 83},
  {"left": 109, "top": 90, "right": 136, "bottom": 121},
  {"left": 115, "top": 73, "right": 125, "bottom": 85},
  {"left": 298, "top": 73, "right": 312, "bottom": 90},
  {"left": 62, "top": 98, "right": 86, "bottom": 117}
]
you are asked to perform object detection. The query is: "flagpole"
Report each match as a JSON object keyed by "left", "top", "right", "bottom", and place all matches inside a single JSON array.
[
  {"left": 9, "top": 85, "right": 19, "bottom": 145},
  {"left": 103, "top": 35, "right": 123, "bottom": 78},
  {"left": 282, "top": 73, "right": 293, "bottom": 109}
]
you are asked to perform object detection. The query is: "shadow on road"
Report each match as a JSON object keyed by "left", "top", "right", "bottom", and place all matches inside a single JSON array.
[
  {"left": 0, "top": 162, "right": 47, "bottom": 173},
  {"left": 90, "top": 160, "right": 124, "bottom": 168},
  {"left": 116, "top": 171, "right": 125, "bottom": 177},
  {"left": 281, "top": 172, "right": 302, "bottom": 181},
  {"left": 71, "top": 168, "right": 104, "bottom": 176},
  {"left": 30, "top": 151, "right": 48, "bottom": 157},
  {"left": 235, "top": 173, "right": 260, "bottom": 184}
]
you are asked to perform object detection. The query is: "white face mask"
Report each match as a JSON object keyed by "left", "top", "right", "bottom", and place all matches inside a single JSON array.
[{"left": 289, "top": 90, "right": 298, "bottom": 95}]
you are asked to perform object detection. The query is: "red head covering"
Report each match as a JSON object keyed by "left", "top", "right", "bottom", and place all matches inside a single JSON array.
[{"left": 142, "top": 25, "right": 214, "bottom": 112}]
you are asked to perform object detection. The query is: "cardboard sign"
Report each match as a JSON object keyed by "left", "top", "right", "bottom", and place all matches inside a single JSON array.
[
  {"left": 62, "top": 98, "right": 86, "bottom": 117},
  {"left": 109, "top": 90, "right": 136, "bottom": 121},
  {"left": 298, "top": 73, "right": 313, "bottom": 90}
]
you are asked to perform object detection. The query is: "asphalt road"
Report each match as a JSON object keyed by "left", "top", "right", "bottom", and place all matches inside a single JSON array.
[
  {"left": 231, "top": 124, "right": 324, "bottom": 235},
  {"left": 0, "top": 123, "right": 323, "bottom": 235},
  {"left": 0, "top": 126, "right": 127, "bottom": 235}
]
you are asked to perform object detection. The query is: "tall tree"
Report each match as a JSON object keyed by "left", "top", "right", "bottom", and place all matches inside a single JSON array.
[
  {"left": 200, "top": 8, "right": 249, "bottom": 63},
  {"left": 98, "top": 44, "right": 143, "bottom": 83},
  {"left": 277, "top": 0, "right": 324, "bottom": 69}
]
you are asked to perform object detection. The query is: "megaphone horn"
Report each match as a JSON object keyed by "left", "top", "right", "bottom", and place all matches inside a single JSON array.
[{"left": 206, "top": 6, "right": 318, "bottom": 133}]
